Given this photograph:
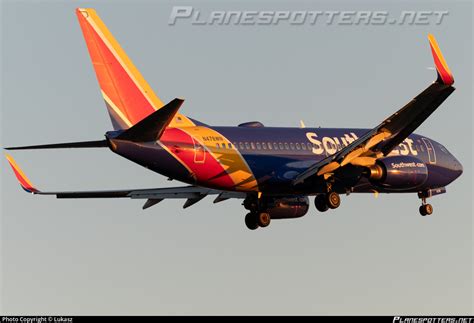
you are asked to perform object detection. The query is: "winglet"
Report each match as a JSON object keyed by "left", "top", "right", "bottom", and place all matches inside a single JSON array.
[
  {"left": 5, "top": 154, "right": 39, "bottom": 193},
  {"left": 428, "top": 34, "right": 454, "bottom": 85}
]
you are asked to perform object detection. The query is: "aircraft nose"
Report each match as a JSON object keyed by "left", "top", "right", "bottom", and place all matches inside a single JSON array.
[{"left": 451, "top": 154, "right": 463, "bottom": 177}]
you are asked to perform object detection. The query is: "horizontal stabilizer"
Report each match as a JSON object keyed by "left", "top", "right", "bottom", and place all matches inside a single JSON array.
[
  {"left": 5, "top": 140, "right": 108, "bottom": 150},
  {"left": 116, "top": 98, "right": 184, "bottom": 142}
]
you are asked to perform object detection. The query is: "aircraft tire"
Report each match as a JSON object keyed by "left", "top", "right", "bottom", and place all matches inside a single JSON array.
[
  {"left": 245, "top": 212, "right": 259, "bottom": 230},
  {"left": 257, "top": 212, "right": 271, "bottom": 227},
  {"left": 419, "top": 204, "right": 433, "bottom": 216},
  {"left": 326, "top": 192, "right": 341, "bottom": 209},
  {"left": 315, "top": 195, "right": 329, "bottom": 212}
]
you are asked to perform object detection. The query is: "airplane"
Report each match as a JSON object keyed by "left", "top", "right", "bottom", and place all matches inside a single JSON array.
[{"left": 5, "top": 8, "right": 463, "bottom": 230}]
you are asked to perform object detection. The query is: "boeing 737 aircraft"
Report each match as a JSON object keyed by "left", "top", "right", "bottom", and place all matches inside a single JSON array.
[{"left": 5, "top": 8, "right": 463, "bottom": 230}]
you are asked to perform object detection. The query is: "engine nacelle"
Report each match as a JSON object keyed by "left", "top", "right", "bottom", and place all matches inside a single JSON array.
[
  {"left": 368, "top": 156, "right": 428, "bottom": 190},
  {"left": 265, "top": 197, "right": 309, "bottom": 219}
]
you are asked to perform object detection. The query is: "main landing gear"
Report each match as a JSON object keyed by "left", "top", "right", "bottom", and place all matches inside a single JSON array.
[
  {"left": 243, "top": 196, "right": 272, "bottom": 230},
  {"left": 314, "top": 191, "right": 341, "bottom": 212},
  {"left": 245, "top": 212, "right": 271, "bottom": 230}
]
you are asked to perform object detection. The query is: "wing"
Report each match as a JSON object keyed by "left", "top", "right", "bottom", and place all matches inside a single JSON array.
[
  {"left": 294, "top": 34, "right": 455, "bottom": 185},
  {"left": 5, "top": 154, "right": 245, "bottom": 209}
]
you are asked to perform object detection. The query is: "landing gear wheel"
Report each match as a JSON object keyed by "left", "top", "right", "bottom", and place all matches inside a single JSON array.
[
  {"left": 315, "top": 195, "right": 329, "bottom": 212},
  {"left": 257, "top": 212, "right": 271, "bottom": 227},
  {"left": 419, "top": 204, "right": 433, "bottom": 216},
  {"left": 326, "top": 192, "right": 341, "bottom": 209},
  {"left": 245, "top": 213, "right": 259, "bottom": 230}
]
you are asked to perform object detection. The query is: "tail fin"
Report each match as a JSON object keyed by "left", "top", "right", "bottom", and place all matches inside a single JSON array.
[{"left": 76, "top": 8, "right": 195, "bottom": 129}]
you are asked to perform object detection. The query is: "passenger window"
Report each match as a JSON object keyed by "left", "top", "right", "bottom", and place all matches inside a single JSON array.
[
  {"left": 228, "top": 143, "right": 232, "bottom": 149},
  {"left": 273, "top": 142, "right": 279, "bottom": 150},
  {"left": 245, "top": 142, "right": 250, "bottom": 150},
  {"left": 216, "top": 143, "right": 220, "bottom": 149},
  {"left": 307, "top": 143, "right": 312, "bottom": 150},
  {"left": 296, "top": 143, "right": 301, "bottom": 150},
  {"left": 301, "top": 143, "right": 306, "bottom": 150},
  {"left": 239, "top": 142, "right": 244, "bottom": 150},
  {"left": 279, "top": 143, "right": 284, "bottom": 150},
  {"left": 284, "top": 143, "right": 289, "bottom": 150},
  {"left": 256, "top": 142, "right": 261, "bottom": 150},
  {"left": 250, "top": 142, "right": 256, "bottom": 150},
  {"left": 290, "top": 143, "right": 295, "bottom": 150},
  {"left": 268, "top": 142, "right": 273, "bottom": 150},
  {"left": 262, "top": 142, "right": 267, "bottom": 150}
]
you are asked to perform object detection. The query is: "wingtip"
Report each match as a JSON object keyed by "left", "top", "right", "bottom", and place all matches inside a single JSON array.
[
  {"left": 428, "top": 34, "right": 454, "bottom": 85},
  {"left": 5, "top": 154, "right": 38, "bottom": 193}
]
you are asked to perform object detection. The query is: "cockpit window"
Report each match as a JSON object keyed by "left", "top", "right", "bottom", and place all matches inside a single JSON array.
[{"left": 438, "top": 144, "right": 448, "bottom": 153}]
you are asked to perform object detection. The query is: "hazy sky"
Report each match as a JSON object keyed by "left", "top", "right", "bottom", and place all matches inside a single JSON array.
[{"left": 1, "top": 0, "right": 472, "bottom": 315}]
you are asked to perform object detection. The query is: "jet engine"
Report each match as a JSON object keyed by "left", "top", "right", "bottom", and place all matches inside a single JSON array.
[
  {"left": 367, "top": 156, "right": 428, "bottom": 190},
  {"left": 264, "top": 196, "right": 310, "bottom": 219}
]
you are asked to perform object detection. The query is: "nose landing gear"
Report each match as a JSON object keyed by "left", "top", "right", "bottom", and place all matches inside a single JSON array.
[
  {"left": 419, "top": 197, "right": 433, "bottom": 216},
  {"left": 417, "top": 188, "right": 446, "bottom": 216},
  {"left": 419, "top": 203, "right": 433, "bottom": 216},
  {"left": 418, "top": 190, "right": 437, "bottom": 216}
]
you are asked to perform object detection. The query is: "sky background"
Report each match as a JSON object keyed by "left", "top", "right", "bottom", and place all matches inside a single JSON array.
[{"left": 1, "top": 0, "right": 472, "bottom": 315}]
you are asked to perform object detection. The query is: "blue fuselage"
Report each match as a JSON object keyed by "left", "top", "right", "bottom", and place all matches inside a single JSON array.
[{"left": 110, "top": 126, "right": 463, "bottom": 196}]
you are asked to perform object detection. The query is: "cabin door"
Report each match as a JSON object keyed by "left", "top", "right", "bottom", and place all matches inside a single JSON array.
[{"left": 192, "top": 138, "right": 206, "bottom": 164}]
